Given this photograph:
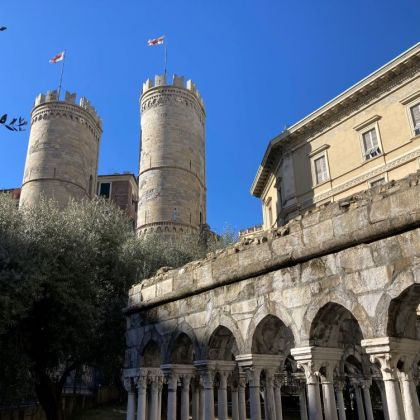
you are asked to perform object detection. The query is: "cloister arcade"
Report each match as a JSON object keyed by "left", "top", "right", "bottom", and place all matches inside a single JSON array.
[{"left": 124, "top": 283, "right": 420, "bottom": 420}]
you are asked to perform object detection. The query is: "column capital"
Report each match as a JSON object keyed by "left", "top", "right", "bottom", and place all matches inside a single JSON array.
[
  {"left": 137, "top": 375, "right": 148, "bottom": 392},
  {"left": 124, "top": 376, "right": 138, "bottom": 392}
]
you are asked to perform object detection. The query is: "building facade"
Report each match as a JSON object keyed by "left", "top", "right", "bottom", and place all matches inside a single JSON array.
[
  {"left": 124, "top": 44, "right": 420, "bottom": 420},
  {"left": 19, "top": 90, "right": 102, "bottom": 208},
  {"left": 137, "top": 74, "right": 206, "bottom": 237},
  {"left": 97, "top": 173, "right": 138, "bottom": 228},
  {"left": 251, "top": 43, "right": 420, "bottom": 230}
]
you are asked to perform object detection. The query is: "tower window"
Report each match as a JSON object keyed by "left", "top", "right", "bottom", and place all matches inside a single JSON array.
[
  {"left": 172, "top": 208, "right": 177, "bottom": 221},
  {"left": 99, "top": 182, "right": 111, "bottom": 199}
]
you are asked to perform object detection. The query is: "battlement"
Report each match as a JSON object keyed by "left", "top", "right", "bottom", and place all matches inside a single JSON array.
[
  {"left": 142, "top": 74, "right": 204, "bottom": 108},
  {"left": 34, "top": 90, "right": 102, "bottom": 127}
]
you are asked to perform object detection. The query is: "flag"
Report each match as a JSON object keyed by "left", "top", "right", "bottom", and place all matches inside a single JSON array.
[
  {"left": 148, "top": 36, "right": 164, "bottom": 46},
  {"left": 49, "top": 51, "right": 65, "bottom": 64}
]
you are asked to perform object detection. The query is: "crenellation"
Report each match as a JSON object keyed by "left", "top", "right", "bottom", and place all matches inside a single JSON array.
[
  {"left": 154, "top": 74, "right": 167, "bottom": 86},
  {"left": 64, "top": 91, "right": 76, "bottom": 104}
]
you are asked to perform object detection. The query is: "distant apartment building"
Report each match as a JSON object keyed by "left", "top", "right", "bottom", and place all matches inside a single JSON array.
[
  {"left": 251, "top": 43, "right": 420, "bottom": 230},
  {"left": 97, "top": 173, "right": 138, "bottom": 228}
]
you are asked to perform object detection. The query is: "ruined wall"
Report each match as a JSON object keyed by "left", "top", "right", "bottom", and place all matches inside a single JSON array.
[
  {"left": 125, "top": 172, "right": 420, "bottom": 367},
  {"left": 20, "top": 90, "right": 102, "bottom": 208}
]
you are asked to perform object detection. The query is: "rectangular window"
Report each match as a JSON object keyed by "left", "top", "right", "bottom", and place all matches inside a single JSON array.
[
  {"left": 314, "top": 155, "right": 328, "bottom": 184},
  {"left": 410, "top": 103, "right": 420, "bottom": 135},
  {"left": 99, "top": 182, "right": 111, "bottom": 198},
  {"left": 362, "top": 128, "right": 381, "bottom": 160}
]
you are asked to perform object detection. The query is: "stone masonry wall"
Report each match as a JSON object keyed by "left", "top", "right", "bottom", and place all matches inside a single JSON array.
[{"left": 125, "top": 171, "right": 420, "bottom": 367}]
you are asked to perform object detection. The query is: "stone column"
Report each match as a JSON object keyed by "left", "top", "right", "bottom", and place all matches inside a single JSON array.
[
  {"left": 194, "top": 363, "right": 216, "bottom": 420},
  {"left": 246, "top": 367, "right": 262, "bottom": 420},
  {"left": 264, "top": 371, "right": 277, "bottom": 420},
  {"left": 298, "top": 383, "right": 309, "bottom": 420},
  {"left": 217, "top": 372, "right": 229, "bottom": 420},
  {"left": 181, "top": 375, "right": 192, "bottom": 420},
  {"left": 335, "top": 381, "right": 346, "bottom": 420},
  {"left": 165, "top": 373, "right": 178, "bottom": 420},
  {"left": 137, "top": 376, "right": 148, "bottom": 420},
  {"left": 200, "top": 382, "right": 206, "bottom": 420},
  {"left": 377, "top": 381, "right": 390, "bottom": 420},
  {"left": 292, "top": 347, "right": 342, "bottom": 420},
  {"left": 125, "top": 378, "right": 137, "bottom": 420},
  {"left": 362, "top": 337, "right": 418, "bottom": 420},
  {"left": 320, "top": 366, "right": 338, "bottom": 420},
  {"left": 191, "top": 378, "right": 200, "bottom": 420},
  {"left": 231, "top": 383, "right": 240, "bottom": 420},
  {"left": 238, "top": 374, "right": 247, "bottom": 420},
  {"left": 274, "top": 374, "right": 284, "bottom": 420},
  {"left": 399, "top": 368, "right": 420, "bottom": 420},
  {"left": 353, "top": 384, "right": 366, "bottom": 420},
  {"left": 361, "top": 381, "right": 374, "bottom": 420},
  {"left": 149, "top": 376, "right": 161, "bottom": 420}
]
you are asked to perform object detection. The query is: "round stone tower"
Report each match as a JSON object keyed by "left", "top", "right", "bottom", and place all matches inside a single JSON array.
[
  {"left": 20, "top": 90, "right": 102, "bottom": 208},
  {"left": 138, "top": 74, "right": 206, "bottom": 236}
]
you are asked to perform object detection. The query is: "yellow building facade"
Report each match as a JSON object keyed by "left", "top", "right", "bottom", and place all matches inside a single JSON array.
[{"left": 251, "top": 43, "right": 420, "bottom": 230}]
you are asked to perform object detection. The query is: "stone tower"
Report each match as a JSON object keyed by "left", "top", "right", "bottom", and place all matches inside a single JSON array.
[
  {"left": 137, "top": 74, "right": 206, "bottom": 236},
  {"left": 20, "top": 90, "right": 102, "bottom": 208}
]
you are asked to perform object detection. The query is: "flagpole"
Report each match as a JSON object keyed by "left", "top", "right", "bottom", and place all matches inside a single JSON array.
[
  {"left": 164, "top": 36, "right": 167, "bottom": 77},
  {"left": 58, "top": 50, "right": 66, "bottom": 99}
]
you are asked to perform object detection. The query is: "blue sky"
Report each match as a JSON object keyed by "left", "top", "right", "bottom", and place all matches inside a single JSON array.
[{"left": 1, "top": 0, "right": 419, "bottom": 233}]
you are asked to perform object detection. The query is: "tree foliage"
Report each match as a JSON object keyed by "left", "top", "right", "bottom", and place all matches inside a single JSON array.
[{"left": 0, "top": 194, "right": 235, "bottom": 418}]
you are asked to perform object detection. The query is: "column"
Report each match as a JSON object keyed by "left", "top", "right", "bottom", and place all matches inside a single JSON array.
[
  {"left": 137, "top": 376, "right": 147, "bottom": 420},
  {"left": 298, "top": 384, "right": 309, "bottom": 420},
  {"left": 398, "top": 368, "right": 420, "bottom": 420},
  {"left": 246, "top": 368, "right": 262, "bottom": 420},
  {"left": 377, "top": 380, "right": 390, "bottom": 420},
  {"left": 264, "top": 371, "right": 276, "bottom": 420},
  {"left": 320, "top": 366, "right": 338, "bottom": 420},
  {"left": 157, "top": 378, "right": 162, "bottom": 420},
  {"left": 274, "top": 374, "right": 284, "bottom": 420},
  {"left": 231, "top": 383, "right": 239, "bottom": 420},
  {"left": 335, "top": 381, "right": 346, "bottom": 420},
  {"left": 361, "top": 381, "right": 374, "bottom": 420},
  {"left": 149, "top": 376, "right": 161, "bottom": 420},
  {"left": 353, "top": 384, "right": 366, "bottom": 420},
  {"left": 362, "top": 338, "right": 410, "bottom": 420},
  {"left": 166, "top": 373, "right": 178, "bottom": 420},
  {"left": 181, "top": 375, "right": 191, "bottom": 420},
  {"left": 200, "top": 380, "right": 206, "bottom": 420},
  {"left": 191, "top": 378, "right": 200, "bottom": 420},
  {"left": 125, "top": 378, "right": 137, "bottom": 420},
  {"left": 296, "top": 363, "right": 322, "bottom": 420},
  {"left": 198, "top": 368, "right": 215, "bottom": 420},
  {"left": 238, "top": 374, "right": 247, "bottom": 420},
  {"left": 217, "top": 372, "right": 229, "bottom": 420}
]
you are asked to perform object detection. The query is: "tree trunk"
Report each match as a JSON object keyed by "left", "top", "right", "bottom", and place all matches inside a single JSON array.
[{"left": 34, "top": 370, "right": 65, "bottom": 420}]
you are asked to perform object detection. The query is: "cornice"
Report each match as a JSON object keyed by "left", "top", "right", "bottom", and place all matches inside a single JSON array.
[{"left": 251, "top": 43, "right": 420, "bottom": 197}]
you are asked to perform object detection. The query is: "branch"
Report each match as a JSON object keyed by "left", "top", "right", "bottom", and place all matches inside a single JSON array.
[{"left": 1, "top": 114, "right": 28, "bottom": 131}]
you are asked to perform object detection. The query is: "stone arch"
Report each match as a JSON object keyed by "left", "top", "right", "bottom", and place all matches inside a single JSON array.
[
  {"left": 302, "top": 293, "right": 372, "bottom": 344},
  {"left": 250, "top": 314, "right": 295, "bottom": 356},
  {"left": 206, "top": 326, "right": 239, "bottom": 361},
  {"left": 164, "top": 321, "right": 199, "bottom": 363},
  {"left": 244, "top": 302, "right": 298, "bottom": 353},
  {"left": 138, "top": 329, "right": 165, "bottom": 367},
  {"left": 373, "top": 269, "right": 419, "bottom": 337},
  {"left": 387, "top": 283, "right": 420, "bottom": 339},
  {"left": 309, "top": 302, "right": 364, "bottom": 348},
  {"left": 140, "top": 340, "right": 161, "bottom": 368},
  {"left": 202, "top": 313, "right": 245, "bottom": 357}
]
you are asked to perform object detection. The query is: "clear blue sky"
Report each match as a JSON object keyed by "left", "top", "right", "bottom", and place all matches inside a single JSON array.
[{"left": 1, "top": 0, "right": 419, "bottom": 233}]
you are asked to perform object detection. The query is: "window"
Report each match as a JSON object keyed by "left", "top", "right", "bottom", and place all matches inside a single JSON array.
[
  {"left": 309, "top": 145, "right": 330, "bottom": 186},
  {"left": 362, "top": 128, "right": 381, "bottom": 160},
  {"left": 314, "top": 156, "right": 329, "bottom": 184},
  {"left": 410, "top": 103, "right": 420, "bottom": 136},
  {"left": 172, "top": 208, "right": 177, "bottom": 221},
  {"left": 268, "top": 205, "right": 273, "bottom": 227},
  {"left": 99, "top": 182, "right": 111, "bottom": 198}
]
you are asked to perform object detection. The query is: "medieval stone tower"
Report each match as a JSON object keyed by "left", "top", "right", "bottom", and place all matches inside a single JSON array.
[
  {"left": 19, "top": 90, "right": 102, "bottom": 208},
  {"left": 137, "top": 74, "right": 206, "bottom": 236}
]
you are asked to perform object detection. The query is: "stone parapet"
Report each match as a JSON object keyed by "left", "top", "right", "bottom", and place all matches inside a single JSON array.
[{"left": 127, "top": 171, "right": 420, "bottom": 312}]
